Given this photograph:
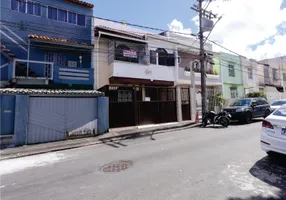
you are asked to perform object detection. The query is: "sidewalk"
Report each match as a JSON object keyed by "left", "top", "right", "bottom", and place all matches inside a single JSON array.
[{"left": 0, "top": 121, "right": 200, "bottom": 160}]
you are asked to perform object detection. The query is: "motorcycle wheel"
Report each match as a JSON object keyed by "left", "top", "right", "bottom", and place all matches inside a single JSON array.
[
  {"left": 219, "top": 117, "right": 229, "bottom": 128},
  {"left": 202, "top": 119, "right": 208, "bottom": 127}
]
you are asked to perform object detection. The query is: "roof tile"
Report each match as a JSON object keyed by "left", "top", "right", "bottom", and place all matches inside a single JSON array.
[
  {"left": 28, "top": 34, "right": 94, "bottom": 47},
  {"left": 0, "top": 88, "right": 103, "bottom": 96}
]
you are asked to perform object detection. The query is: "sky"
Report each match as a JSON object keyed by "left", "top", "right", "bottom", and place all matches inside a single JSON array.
[{"left": 91, "top": 0, "right": 286, "bottom": 60}]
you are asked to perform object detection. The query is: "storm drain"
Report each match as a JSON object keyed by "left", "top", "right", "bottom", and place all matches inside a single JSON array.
[{"left": 100, "top": 160, "right": 133, "bottom": 173}]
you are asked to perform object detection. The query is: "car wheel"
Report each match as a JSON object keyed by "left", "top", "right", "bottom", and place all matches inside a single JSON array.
[
  {"left": 244, "top": 112, "right": 252, "bottom": 124},
  {"left": 264, "top": 110, "right": 270, "bottom": 118}
]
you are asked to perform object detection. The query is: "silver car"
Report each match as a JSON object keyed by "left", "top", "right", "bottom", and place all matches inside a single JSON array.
[{"left": 270, "top": 99, "right": 286, "bottom": 112}]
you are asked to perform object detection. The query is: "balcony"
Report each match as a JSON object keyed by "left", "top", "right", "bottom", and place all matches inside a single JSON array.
[
  {"left": 12, "top": 59, "right": 93, "bottom": 86},
  {"left": 108, "top": 46, "right": 176, "bottom": 83},
  {"left": 178, "top": 67, "right": 221, "bottom": 86}
]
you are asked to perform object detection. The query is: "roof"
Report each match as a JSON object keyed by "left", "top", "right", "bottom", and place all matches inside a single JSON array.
[
  {"left": 28, "top": 34, "right": 94, "bottom": 48},
  {"left": 95, "top": 18, "right": 148, "bottom": 40},
  {"left": 0, "top": 88, "right": 104, "bottom": 97},
  {"left": 64, "top": 0, "right": 94, "bottom": 8}
]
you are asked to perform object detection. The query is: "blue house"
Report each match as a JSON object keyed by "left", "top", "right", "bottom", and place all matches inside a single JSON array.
[{"left": 0, "top": 0, "right": 94, "bottom": 89}]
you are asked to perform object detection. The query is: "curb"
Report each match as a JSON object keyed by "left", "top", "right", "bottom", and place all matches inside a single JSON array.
[{"left": 0, "top": 123, "right": 201, "bottom": 161}]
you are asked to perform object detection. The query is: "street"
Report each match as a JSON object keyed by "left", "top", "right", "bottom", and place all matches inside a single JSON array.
[{"left": 0, "top": 120, "right": 285, "bottom": 200}]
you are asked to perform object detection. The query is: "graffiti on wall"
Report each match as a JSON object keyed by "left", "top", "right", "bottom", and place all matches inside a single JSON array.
[{"left": 68, "top": 119, "right": 97, "bottom": 138}]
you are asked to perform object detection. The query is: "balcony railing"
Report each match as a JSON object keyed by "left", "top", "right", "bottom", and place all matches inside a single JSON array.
[
  {"left": 53, "top": 65, "right": 93, "bottom": 84},
  {"left": 13, "top": 59, "right": 54, "bottom": 80}
]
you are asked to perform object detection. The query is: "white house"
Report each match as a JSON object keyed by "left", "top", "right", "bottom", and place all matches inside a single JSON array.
[{"left": 259, "top": 56, "right": 286, "bottom": 103}]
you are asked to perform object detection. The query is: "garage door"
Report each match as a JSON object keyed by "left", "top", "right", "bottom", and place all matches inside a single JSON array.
[{"left": 28, "top": 97, "right": 97, "bottom": 144}]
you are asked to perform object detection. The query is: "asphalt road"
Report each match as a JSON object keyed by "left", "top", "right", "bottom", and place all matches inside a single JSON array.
[{"left": 1, "top": 120, "right": 286, "bottom": 200}]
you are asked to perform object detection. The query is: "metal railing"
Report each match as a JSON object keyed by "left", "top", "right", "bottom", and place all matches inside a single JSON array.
[{"left": 13, "top": 59, "right": 54, "bottom": 80}]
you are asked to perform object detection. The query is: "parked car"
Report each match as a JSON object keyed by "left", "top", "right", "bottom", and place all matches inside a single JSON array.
[
  {"left": 223, "top": 98, "right": 271, "bottom": 124},
  {"left": 270, "top": 99, "right": 286, "bottom": 112},
  {"left": 261, "top": 104, "right": 286, "bottom": 156}
]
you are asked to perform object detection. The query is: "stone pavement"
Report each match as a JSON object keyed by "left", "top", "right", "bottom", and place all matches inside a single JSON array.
[{"left": 0, "top": 121, "right": 199, "bottom": 160}]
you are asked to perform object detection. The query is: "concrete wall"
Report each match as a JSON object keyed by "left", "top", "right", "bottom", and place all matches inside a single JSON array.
[
  {"left": 0, "top": 95, "right": 16, "bottom": 135},
  {"left": 13, "top": 95, "right": 29, "bottom": 146},
  {"left": 97, "top": 97, "right": 109, "bottom": 134},
  {"left": 98, "top": 38, "right": 112, "bottom": 89},
  {"left": 241, "top": 57, "right": 260, "bottom": 94}
]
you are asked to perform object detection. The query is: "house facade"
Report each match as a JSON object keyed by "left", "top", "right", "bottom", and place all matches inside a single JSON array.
[
  {"left": 240, "top": 57, "right": 262, "bottom": 95},
  {"left": 0, "top": 0, "right": 94, "bottom": 89},
  {"left": 218, "top": 52, "right": 244, "bottom": 105},
  {"left": 259, "top": 56, "right": 286, "bottom": 102},
  {"left": 94, "top": 19, "right": 182, "bottom": 128},
  {"left": 163, "top": 32, "right": 222, "bottom": 113}
]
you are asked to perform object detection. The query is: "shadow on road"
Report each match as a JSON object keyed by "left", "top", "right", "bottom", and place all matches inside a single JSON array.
[
  {"left": 228, "top": 154, "right": 286, "bottom": 200},
  {"left": 101, "top": 139, "right": 128, "bottom": 148},
  {"left": 230, "top": 119, "right": 263, "bottom": 126},
  {"left": 227, "top": 195, "right": 284, "bottom": 200}
]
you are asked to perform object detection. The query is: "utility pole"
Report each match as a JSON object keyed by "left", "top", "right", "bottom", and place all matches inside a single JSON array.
[
  {"left": 198, "top": 0, "right": 206, "bottom": 114},
  {"left": 191, "top": 0, "right": 217, "bottom": 115}
]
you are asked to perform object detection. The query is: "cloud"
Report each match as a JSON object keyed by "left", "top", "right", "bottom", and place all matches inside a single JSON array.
[
  {"left": 168, "top": 0, "right": 286, "bottom": 60},
  {"left": 167, "top": 19, "right": 192, "bottom": 34}
]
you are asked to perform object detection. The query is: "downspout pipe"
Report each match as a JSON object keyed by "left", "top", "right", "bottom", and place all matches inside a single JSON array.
[{"left": 96, "top": 32, "right": 101, "bottom": 90}]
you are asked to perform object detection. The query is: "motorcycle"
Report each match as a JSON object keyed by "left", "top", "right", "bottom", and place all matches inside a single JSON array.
[{"left": 201, "top": 110, "right": 231, "bottom": 128}]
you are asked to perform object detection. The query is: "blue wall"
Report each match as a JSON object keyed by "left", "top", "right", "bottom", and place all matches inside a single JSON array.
[
  {"left": 0, "top": 95, "right": 16, "bottom": 135},
  {"left": 97, "top": 97, "right": 109, "bottom": 134},
  {"left": 0, "top": 0, "right": 93, "bottom": 84},
  {"left": 13, "top": 95, "right": 29, "bottom": 146}
]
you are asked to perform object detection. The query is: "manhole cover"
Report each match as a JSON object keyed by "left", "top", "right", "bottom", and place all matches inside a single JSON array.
[{"left": 100, "top": 160, "right": 133, "bottom": 173}]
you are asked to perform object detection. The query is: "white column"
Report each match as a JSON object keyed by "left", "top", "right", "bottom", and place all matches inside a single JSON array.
[
  {"left": 176, "top": 86, "right": 182, "bottom": 122},
  {"left": 174, "top": 50, "right": 182, "bottom": 122},
  {"left": 190, "top": 62, "right": 196, "bottom": 122}
]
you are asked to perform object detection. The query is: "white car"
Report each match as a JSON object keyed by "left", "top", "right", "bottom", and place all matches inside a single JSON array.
[
  {"left": 261, "top": 104, "right": 286, "bottom": 156},
  {"left": 270, "top": 99, "right": 286, "bottom": 112}
]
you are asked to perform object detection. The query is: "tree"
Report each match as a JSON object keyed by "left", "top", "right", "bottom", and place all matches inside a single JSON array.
[{"left": 245, "top": 91, "right": 267, "bottom": 100}]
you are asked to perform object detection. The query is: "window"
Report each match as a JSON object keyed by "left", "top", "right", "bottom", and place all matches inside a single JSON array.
[
  {"left": 228, "top": 64, "right": 235, "bottom": 77},
  {"left": 11, "top": 0, "right": 41, "bottom": 16},
  {"left": 150, "top": 50, "right": 157, "bottom": 64},
  {"left": 77, "top": 14, "right": 86, "bottom": 26},
  {"left": 11, "top": 0, "right": 18, "bottom": 11},
  {"left": 230, "top": 87, "right": 238, "bottom": 98},
  {"left": 231, "top": 99, "right": 251, "bottom": 107},
  {"left": 272, "top": 68, "right": 278, "bottom": 80},
  {"left": 48, "top": 6, "right": 57, "bottom": 20},
  {"left": 34, "top": 3, "right": 41, "bottom": 16},
  {"left": 248, "top": 68, "right": 253, "bottom": 79},
  {"left": 273, "top": 105, "right": 286, "bottom": 117},
  {"left": 27, "top": 1, "right": 33, "bottom": 14},
  {"left": 68, "top": 12, "right": 77, "bottom": 24},
  {"left": 18, "top": 0, "right": 26, "bottom": 13},
  {"left": 58, "top": 9, "right": 67, "bottom": 22},
  {"left": 283, "top": 73, "right": 286, "bottom": 81}
]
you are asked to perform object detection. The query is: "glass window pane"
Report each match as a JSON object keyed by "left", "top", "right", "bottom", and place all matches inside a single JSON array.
[
  {"left": 27, "top": 1, "right": 33, "bottom": 14},
  {"left": 58, "top": 9, "right": 67, "bottom": 22},
  {"left": 11, "top": 0, "right": 18, "bottom": 11},
  {"left": 68, "top": 12, "right": 77, "bottom": 24},
  {"left": 48, "top": 6, "right": 57, "bottom": 20},
  {"left": 19, "top": 0, "right": 26, "bottom": 13},
  {"left": 34, "top": 3, "right": 41, "bottom": 16},
  {"left": 77, "top": 14, "right": 85, "bottom": 26}
]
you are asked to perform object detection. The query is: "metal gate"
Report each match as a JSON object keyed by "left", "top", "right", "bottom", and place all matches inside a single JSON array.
[
  {"left": 181, "top": 88, "right": 191, "bottom": 121},
  {"left": 102, "top": 85, "right": 177, "bottom": 128},
  {"left": 28, "top": 97, "right": 97, "bottom": 144},
  {"left": 102, "top": 86, "right": 135, "bottom": 128}
]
